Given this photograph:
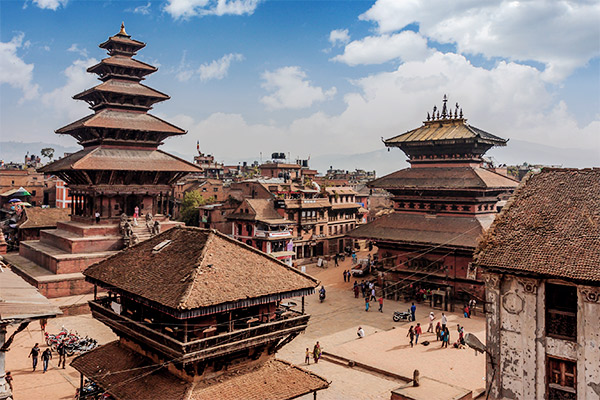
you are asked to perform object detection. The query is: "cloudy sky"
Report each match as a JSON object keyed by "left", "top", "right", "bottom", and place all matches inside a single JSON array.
[{"left": 1, "top": 0, "right": 599, "bottom": 174}]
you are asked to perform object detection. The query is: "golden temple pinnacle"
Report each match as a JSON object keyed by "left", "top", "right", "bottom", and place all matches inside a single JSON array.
[{"left": 118, "top": 21, "right": 128, "bottom": 37}]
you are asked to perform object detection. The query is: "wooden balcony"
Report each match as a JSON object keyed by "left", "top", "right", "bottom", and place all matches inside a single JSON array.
[{"left": 89, "top": 300, "right": 310, "bottom": 362}]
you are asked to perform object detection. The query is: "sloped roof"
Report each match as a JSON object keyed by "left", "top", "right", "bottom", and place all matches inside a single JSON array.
[
  {"left": 229, "top": 199, "right": 292, "bottom": 224},
  {"left": 475, "top": 168, "right": 600, "bottom": 283},
  {"left": 384, "top": 119, "right": 507, "bottom": 146},
  {"left": 369, "top": 167, "right": 519, "bottom": 190},
  {"left": 19, "top": 207, "right": 70, "bottom": 229},
  {"left": 348, "top": 212, "right": 490, "bottom": 250},
  {"left": 88, "top": 56, "right": 157, "bottom": 73},
  {"left": 74, "top": 80, "right": 169, "bottom": 100},
  {"left": 55, "top": 109, "right": 185, "bottom": 134},
  {"left": 84, "top": 227, "right": 318, "bottom": 311},
  {"left": 72, "top": 341, "right": 329, "bottom": 400},
  {"left": 325, "top": 187, "right": 357, "bottom": 195},
  {"left": 39, "top": 147, "right": 201, "bottom": 173}
]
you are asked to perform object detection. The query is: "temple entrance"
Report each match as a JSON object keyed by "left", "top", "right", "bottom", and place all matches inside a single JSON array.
[{"left": 125, "top": 195, "right": 142, "bottom": 216}]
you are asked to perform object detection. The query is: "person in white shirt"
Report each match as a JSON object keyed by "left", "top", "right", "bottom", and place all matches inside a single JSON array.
[
  {"left": 357, "top": 326, "right": 365, "bottom": 338},
  {"left": 427, "top": 312, "right": 435, "bottom": 333},
  {"left": 441, "top": 313, "right": 448, "bottom": 330}
]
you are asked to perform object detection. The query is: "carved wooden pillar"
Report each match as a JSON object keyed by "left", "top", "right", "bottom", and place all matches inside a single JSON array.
[{"left": 108, "top": 196, "right": 112, "bottom": 218}]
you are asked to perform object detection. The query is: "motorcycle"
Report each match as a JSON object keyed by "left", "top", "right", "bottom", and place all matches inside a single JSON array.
[
  {"left": 319, "top": 290, "right": 326, "bottom": 303},
  {"left": 393, "top": 309, "right": 412, "bottom": 322}
]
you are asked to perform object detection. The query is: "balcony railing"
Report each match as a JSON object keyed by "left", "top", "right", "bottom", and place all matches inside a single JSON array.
[
  {"left": 255, "top": 230, "right": 292, "bottom": 238},
  {"left": 89, "top": 300, "right": 310, "bottom": 362}
]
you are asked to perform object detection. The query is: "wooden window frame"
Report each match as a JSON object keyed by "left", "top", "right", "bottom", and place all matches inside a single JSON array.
[{"left": 546, "top": 355, "right": 576, "bottom": 399}]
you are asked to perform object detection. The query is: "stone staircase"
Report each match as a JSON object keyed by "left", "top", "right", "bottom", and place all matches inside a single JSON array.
[{"left": 130, "top": 223, "right": 153, "bottom": 243}]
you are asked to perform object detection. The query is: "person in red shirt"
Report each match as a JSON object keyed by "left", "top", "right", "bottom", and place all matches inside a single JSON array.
[
  {"left": 378, "top": 297, "right": 384, "bottom": 312},
  {"left": 414, "top": 323, "right": 422, "bottom": 345}
]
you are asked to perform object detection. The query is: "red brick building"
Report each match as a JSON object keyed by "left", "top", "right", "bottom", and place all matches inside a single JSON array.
[{"left": 349, "top": 96, "right": 518, "bottom": 305}]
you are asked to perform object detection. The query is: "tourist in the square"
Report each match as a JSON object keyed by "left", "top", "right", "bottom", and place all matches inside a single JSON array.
[
  {"left": 313, "top": 342, "right": 322, "bottom": 363},
  {"left": 410, "top": 302, "right": 416, "bottom": 322},
  {"left": 133, "top": 205, "right": 139, "bottom": 226},
  {"left": 342, "top": 269, "right": 346, "bottom": 282},
  {"left": 435, "top": 322, "right": 442, "bottom": 340},
  {"left": 407, "top": 326, "right": 415, "bottom": 347},
  {"left": 427, "top": 312, "right": 435, "bottom": 333},
  {"left": 378, "top": 296, "right": 384, "bottom": 312},
  {"left": 334, "top": 254, "right": 339, "bottom": 267},
  {"left": 41, "top": 347, "right": 52, "bottom": 373},
  {"left": 463, "top": 304, "right": 469, "bottom": 318},
  {"left": 353, "top": 282, "right": 359, "bottom": 298},
  {"left": 357, "top": 326, "right": 365, "bottom": 338},
  {"left": 441, "top": 312, "right": 447, "bottom": 330},
  {"left": 57, "top": 341, "right": 67, "bottom": 369},
  {"left": 305, "top": 348, "right": 310, "bottom": 364},
  {"left": 95, "top": 210, "right": 100, "bottom": 224},
  {"left": 469, "top": 299, "right": 476, "bottom": 316},
  {"left": 365, "top": 297, "right": 370, "bottom": 311},
  {"left": 414, "top": 323, "right": 422, "bottom": 345},
  {"left": 442, "top": 327, "right": 450, "bottom": 348},
  {"left": 370, "top": 287, "right": 376, "bottom": 301},
  {"left": 28, "top": 343, "right": 40, "bottom": 372},
  {"left": 351, "top": 251, "right": 357, "bottom": 264},
  {"left": 360, "top": 281, "right": 366, "bottom": 297},
  {"left": 5, "top": 371, "right": 13, "bottom": 392}
]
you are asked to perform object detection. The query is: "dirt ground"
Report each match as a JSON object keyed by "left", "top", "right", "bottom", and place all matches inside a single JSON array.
[{"left": 5, "top": 250, "right": 486, "bottom": 399}]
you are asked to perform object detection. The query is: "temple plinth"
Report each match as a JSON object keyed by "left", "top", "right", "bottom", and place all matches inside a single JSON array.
[{"left": 5, "top": 25, "right": 200, "bottom": 302}]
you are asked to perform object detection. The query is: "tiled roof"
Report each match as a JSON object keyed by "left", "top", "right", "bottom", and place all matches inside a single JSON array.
[
  {"left": 88, "top": 56, "right": 157, "bottom": 73},
  {"left": 348, "top": 212, "right": 491, "bottom": 249},
  {"left": 19, "top": 207, "right": 70, "bottom": 229},
  {"left": 475, "top": 168, "right": 600, "bottom": 282},
  {"left": 74, "top": 80, "right": 169, "bottom": 100},
  {"left": 56, "top": 109, "right": 185, "bottom": 134},
  {"left": 39, "top": 147, "right": 201, "bottom": 173},
  {"left": 369, "top": 167, "right": 519, "bottom": 190},
  {"left": 384, "top": 119, "right": 507, "bottom": 146},
  {"left": 229, "top": 199, "right": 293, "bottom": 224},
  {"left": 84, "top": 227, "right": 318, "bottom": 311},
  {"left": 190, "top": 359, "right": 329, "bottom": 400},
  {"left": 72, "top": 341, "right": 328, "bottom": 400},
  {"left": 325, "top": 187, "right": 357, "bottom": 195},
  {"left": 99, "top": 35, "right": 145, "bottom": 50}
]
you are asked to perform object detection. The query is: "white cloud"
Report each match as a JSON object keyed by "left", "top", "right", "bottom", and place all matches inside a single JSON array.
[
  {"left": 132, "top": 2, "right": 151, "bottom": 15},
  {"left": 164, "top": 0, "right": 260, "bottom": 19},
  {"left": 359, "top": 0, "right": 600, "bottom": 81},
  {"left": 42, "top": 58, "right": 98, "bottom": 119},
  {"left": 332, "top": 31, "right": 432, "bottom": 66},
  {"left": 329, "top": 29, "right": 350, "bottom": 46},
  {"left": 32, "top": 0, "right": 68, "bottom": 10},
  {"left": 0, "top": 33, "right": 39, "bottom": 102},
  {"left": 67, "top": 43, "right": 88, "bottom": 58},
  {"left": 260, "top": 67, "right": 337, "bottom": 110},
  {"left": 176, "top": 53, "right": 243, "bottom": 82}
]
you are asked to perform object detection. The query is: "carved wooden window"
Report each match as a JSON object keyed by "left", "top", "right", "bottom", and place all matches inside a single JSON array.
[
  {"left": 546, "top": 283, "right": 577, "bottom": 341},
  {"left": 547, "top": 357, "right": 576, "bottom": 400}
]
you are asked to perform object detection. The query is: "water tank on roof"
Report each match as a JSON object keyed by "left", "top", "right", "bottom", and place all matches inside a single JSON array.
[{"left": 272, "top": 152, "right": 286, "bottom": 160}]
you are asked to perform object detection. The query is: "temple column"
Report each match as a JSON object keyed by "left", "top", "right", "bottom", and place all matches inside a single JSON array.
[
  {"left": 108, "top": 196, "right": 112, "bottom": 218},
  {"left": 70, "top": 193, "right": 75, "bottom": 215}
]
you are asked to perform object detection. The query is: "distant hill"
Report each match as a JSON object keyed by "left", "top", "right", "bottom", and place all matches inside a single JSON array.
[{"left": 0, "top": 142, "right": 80, "bottom": 164}]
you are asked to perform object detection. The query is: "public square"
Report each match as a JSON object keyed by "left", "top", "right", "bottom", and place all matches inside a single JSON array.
[{"left": 5, "top": 254, "right": 486, "bottom": 400}]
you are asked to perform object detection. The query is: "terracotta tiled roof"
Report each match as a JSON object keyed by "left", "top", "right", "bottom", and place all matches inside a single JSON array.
[
  {"left": 190, "top": 359, "right": 329, "bottom": 400},
  {"left": 19, "top": 207, "right": 70, "bottom": 229},
  {"left": 71, "top": 341, "right": 188, "bottom": 400},
  {"left": 88, "top": 56, "right": 157, "bottom": 73},
  {"left": 71, "top": 341, "right": 328, "bottom": 400},
  {"left": 39, "top": 147, "right": 201, "bottom": 173},
  {"left": 369, "top": 167, "right": 519, "bottom": 190},
  {"left": 325, "top": 187, "right": 357, "bottom": 195},
  {"left": 229, "top": 199, "right": 293, "bottom": 224},
  {"left": 99, "top": 35, "right": 145, "bottom": 50},
  {"left": 84, "top": 227, "right": 318, "bottom": 311},
  {"left": 348, "top": 212, "right": 490, "bottom": 249},
  {"left": 384, "top": 119, "right": 507, "bottom": 146},
  {"left": 56, "top": 109, "right": 185, "bottom": 134},
  {"left": 74, "top": 80, "right": 169, "bottom": 100},
  {"left": 475, "top": 168, "right": 600, "bottom": 282}
]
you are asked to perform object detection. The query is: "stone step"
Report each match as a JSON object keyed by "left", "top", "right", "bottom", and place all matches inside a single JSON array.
[
  {"left": 39, "top": 229, "right": 122, "bottom": 254},
  {"left": 19, "top": 241, "right": 118, "bottom": 274}
]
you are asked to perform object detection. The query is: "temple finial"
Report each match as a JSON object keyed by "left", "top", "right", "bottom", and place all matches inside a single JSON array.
[
  {"left": 459, "top": 108, "right": 463, "bottom": 119},
  {"left": 118, "top": 22, "right": 130, "bottom": 37},
  {"left": 426, "top": 112, "right": 430, "bottom": 121},
  {"left": 441, "top": 94, "right": 448, "bottom": 118}
]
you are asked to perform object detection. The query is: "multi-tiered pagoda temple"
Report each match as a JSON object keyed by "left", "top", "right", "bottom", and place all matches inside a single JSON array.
[
  {"left": 349, "top": 96, "right": 519, "bottom": 306},
  {"left": 5, "top": 25, "right": 200, "bottom": 302}
]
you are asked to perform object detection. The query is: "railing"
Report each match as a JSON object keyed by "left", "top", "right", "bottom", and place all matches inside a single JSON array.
[
  {"left": 255, "top": 230, "right": 292, "bottom": 238},
  {"left": 89, "top": 300, "right": 309, "bottom": 360}
]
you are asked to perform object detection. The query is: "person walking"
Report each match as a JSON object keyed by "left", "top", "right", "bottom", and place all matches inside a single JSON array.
[
  {"left": 441, "top": 312, "right": 447, "bottom": 330},
  {"left": 133, "top": 205, "right": 139, "bottom": 226},
  {"left": 414, "top": 323, "right": 422, "bottom": 345},
  {"left": 442, "top": 328, "right": 450, "bottom": 348},
  {"left": 353, "top": 282, "right": 359, "bottom": 298},
  {"left": 342, "top": 269, "right": 346, "bottom": 282},
  {"left": 313, "top": 342, "right": 322, "bottom": 364},
  {"left": 28, "top": 343, "right": 40, "bottom": 372},
  {"left": 361, "top": 281, "right": 366, "bottom": 298},
  {"left": 334, "top": 254, "right": 339, "bottom": 267},
  {"left": 469, "top": 299, "right": 476, "bottom": 316},
  {"left": 463, "top": 304, "right": 470, "bottom": 318},
  {"left": 435, "top": 322, "right": 442, "bottom": 341},
  {"left": 407, "top": 326, "right": 415, "bottom": 348},
  {"left": 370, "top": 287, "right": 376, "bottom": 301},
  {"left": 57, "top": 341, "right": 67, "bottom": 369},
  {"left": 365, "top": 297, "right": 370, "bottom": 312},
  {"left": 410, "top": 303, "right": 416, "bottom": 322},
  {"left": 378, "top": 297, "right": 384, "bottom": 313},
  {"left": 41, "top": 348, "right": 52, "bottom": 373},
  {"left": 427, "top": 312, "right": 435, "bottom": 333},
  {"left": 305, "top": 348, "right": 310, "bottom": 364}
]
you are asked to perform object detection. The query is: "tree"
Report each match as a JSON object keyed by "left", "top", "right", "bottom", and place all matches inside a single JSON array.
[
  {"left": 179, "top": 191, "right": 216, "bottom": 227},
  {"left": 41, "top": 148, "right": 54, "bottom": 162}
]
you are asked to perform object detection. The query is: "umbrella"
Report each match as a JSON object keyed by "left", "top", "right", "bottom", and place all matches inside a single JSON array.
[
  {"left": 13, "top": 187, "right": 31, "bottom": 196},
  {"left": 8, "top": 199, "right": 20, "bottom": 203},
  {"left": 20, "top": 202, "right": 32, "bottom": 207}
]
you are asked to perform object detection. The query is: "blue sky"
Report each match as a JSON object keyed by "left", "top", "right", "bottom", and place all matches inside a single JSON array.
[{"left": 1, "top": 0, "right": 599, "bottom": 173}]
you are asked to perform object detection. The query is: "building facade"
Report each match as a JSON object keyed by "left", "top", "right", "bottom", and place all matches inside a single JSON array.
[{"left": 475, "top": 168, "right": 600, "bottom": 400}]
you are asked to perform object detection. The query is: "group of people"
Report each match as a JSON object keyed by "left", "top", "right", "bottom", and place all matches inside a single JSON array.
[
  {"left": 405, "top": 311, "right": 467, "bottom": 350},
  {"left": 463, "top": 299, "right": 477, "bottom": 318},
  {"left": 342, "top": 269, "right": 352, "bottom": 282},
  {"left": 28, "top": 341, "right": 67, "bottom": 374},
  {"left": 306, "top": 341, "right": 322, "bottom": 364}
]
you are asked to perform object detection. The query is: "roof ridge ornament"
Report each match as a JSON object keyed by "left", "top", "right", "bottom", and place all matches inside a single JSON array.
[
  {"left": 117, "top": 22, "right": 130, "bottom": 38},
  {"left": 441, "top": 94, "right": 448, "bottom": 118}
]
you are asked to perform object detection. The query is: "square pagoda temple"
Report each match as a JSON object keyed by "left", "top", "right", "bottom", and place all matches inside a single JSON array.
[
  {"left": 5, "top": 25, "right": 200, "bottom": 301},
  {"left": 71, "top": 226, "right": 329, "bottom": 399}
]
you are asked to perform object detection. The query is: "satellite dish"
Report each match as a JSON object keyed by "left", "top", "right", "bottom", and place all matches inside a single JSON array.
[{"left": 465, "top": 333, "right": 486, "bottom": 354}]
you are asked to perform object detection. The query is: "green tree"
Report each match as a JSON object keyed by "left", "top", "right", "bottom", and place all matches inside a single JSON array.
[
  {"left": 41, "top": 147, "right": 54, "bottom": 162},
  {"left": 179, "top": 192, "right": 216, "bottom": 226}
]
